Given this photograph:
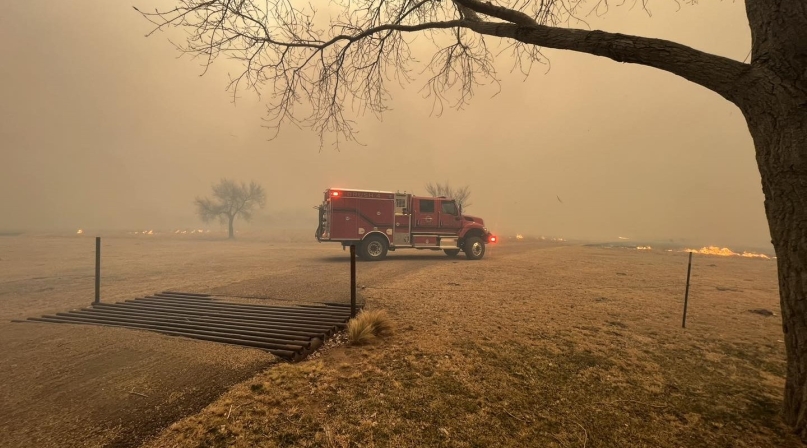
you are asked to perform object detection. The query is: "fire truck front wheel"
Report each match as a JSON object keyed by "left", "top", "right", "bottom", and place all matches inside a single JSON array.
[
  {"left": 360, "top": 235, "right": 389, "bottom": 261},
  {"left": 464, "top": 236, "right": 486, "bottom": 260}
]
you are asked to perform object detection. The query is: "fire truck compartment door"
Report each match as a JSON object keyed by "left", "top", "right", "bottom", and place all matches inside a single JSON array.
[
  {"left": 413, "top": 235, "right": 438, "bottom": 246},
  {"left": 330, "top": 198, "right": 359, "bottom": 239}
]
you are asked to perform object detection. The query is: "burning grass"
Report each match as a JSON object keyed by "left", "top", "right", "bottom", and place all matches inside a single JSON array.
[
  {"left": 142, "top": 244, "right": 798, "bottom": 448},
  {"left": 686, "top": 246, "right": 772, "bottom": 259}
]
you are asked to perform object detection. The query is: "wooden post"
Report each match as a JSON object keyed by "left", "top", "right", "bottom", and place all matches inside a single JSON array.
[
  {"left": 682, "top": 251, "right": 692, "bottom": 328},
  {"left": 350, "top": 245, "right": 357, "bottom": 318},
  {"left": 95, "top": 237, "right": 101, "bottom": 304}
]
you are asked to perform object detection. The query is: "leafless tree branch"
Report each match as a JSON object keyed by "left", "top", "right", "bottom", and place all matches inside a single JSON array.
[
  {"left": 425, "top": 181, "right": 473, "bottom": 208},
  {"left": 135, "top": 0, "right": 748, "bottom": 147}
]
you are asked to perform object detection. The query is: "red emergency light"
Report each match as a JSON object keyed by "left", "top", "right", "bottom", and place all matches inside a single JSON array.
[
  {"left": 489, "top": 236, "right": 497, "bottom": 243},
  {"left": 331, "top": 191, "right": 340, "bottom": 197}
]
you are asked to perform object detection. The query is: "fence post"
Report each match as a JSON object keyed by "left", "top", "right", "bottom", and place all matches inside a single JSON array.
[
  {"left": 682, "top": 251, "right": 692, "bottom": 328},
  {"left": 95, "top": 236, "right": 101, "bottom": 304},
  {"left": 350, "top": 245, "right": 357, "bottom": 318}
]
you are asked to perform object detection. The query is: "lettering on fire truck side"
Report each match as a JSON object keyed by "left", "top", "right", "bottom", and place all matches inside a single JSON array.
[{"left": 339, "top": 191, "right": 393, "bottom": 199}]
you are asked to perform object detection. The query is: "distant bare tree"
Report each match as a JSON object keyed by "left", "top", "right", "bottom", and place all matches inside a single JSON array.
[
  {"left": 425, "top": 182, "right": 472, "bottom": 209},
  {"left": 195, "top": 179, "right": 266, "bottom": 239}
]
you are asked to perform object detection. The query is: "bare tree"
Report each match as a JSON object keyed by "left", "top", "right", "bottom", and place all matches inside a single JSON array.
[
  {"left": 425, "top": 182, "right": 472, "bottom": 209},
  {"left": 195, "top": 179, "right": 266, "bottom": 239},
  {"left": 137, "top": 0, "right": 807, "bottom": 435}
]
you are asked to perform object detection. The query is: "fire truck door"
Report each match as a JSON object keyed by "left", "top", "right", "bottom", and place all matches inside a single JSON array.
[
  {"left": 413, "top": 198, "right": 438, "bottom": 230},
  {"left": 438, "top": 200, "right": 462, "bottom": 232}
]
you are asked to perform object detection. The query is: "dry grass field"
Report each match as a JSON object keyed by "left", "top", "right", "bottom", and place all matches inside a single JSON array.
[{"left": 0, "top": 234, "right": 798, "bottom": 447}]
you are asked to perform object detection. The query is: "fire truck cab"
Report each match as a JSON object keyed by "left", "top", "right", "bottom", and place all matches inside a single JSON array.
[{"left": 315, "top": 188, "right": 496, "bottom": 261}]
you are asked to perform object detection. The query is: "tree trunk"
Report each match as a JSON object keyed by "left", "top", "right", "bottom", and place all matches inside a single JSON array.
[
  {"left": 741, "top": 78, "right": 807, "bottom": 436},
  {"left": 228, "top": 216, "right": 235, "bottom": 239},
  {"left": 757, "top": 122, "right": 807, "bottom": 438},
  {"left": 741, "top": 0, "right": 807, "bottom": 435}
]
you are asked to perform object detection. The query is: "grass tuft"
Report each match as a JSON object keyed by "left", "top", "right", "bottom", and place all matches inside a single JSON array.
[
  {"left": 347, "top": 309, "right": 394, "bottom": 345},
  {"left": 347, "top": 318, "right": 376, "bottom": 345}
]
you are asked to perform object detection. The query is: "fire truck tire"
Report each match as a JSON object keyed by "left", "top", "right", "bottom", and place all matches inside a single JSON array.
[
  {"left": 444, "top": 249, "right": 460, "bottom": 257},
  {"left": 464, "top": 236, "right": 485, "bottom": 260},
  {"left": 360, "top": 235, "right": 388, "bottom": 261}
]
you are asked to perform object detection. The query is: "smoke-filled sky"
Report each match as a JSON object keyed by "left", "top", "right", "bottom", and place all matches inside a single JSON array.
[{"left": 0, "top": 1, "right": 771, "bottom": 248}]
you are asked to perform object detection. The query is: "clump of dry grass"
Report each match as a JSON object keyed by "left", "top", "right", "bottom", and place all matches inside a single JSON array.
[
  {"left": 347, "top": 318, "right": 376, "bottom": 345},
  {"left": 347, "top": 309, "right": 394, "bottom": 345}
]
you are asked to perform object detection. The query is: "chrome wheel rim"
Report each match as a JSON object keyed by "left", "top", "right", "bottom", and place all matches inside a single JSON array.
[
  {"left": 471, "top": 242, "right": 483, "bottom": 257},
  {"left": 368, "top": 241, "right": 383, "bottom": 257}
]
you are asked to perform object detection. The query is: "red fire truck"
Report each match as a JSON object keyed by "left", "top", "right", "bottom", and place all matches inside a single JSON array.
[{"left": 315, "top": 188, "right": 496, "bottom": 261}]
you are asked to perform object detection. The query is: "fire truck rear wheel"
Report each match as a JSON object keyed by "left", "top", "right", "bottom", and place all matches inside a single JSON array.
[
  {"left": 464, "top": 236, "right": 485, "bottom": 260},
  {"left": 444, "top": 249, "right": 460, "bottom": 257},
  {"left": 360, "top": 235, "right": 388, "bottom": 261}
]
